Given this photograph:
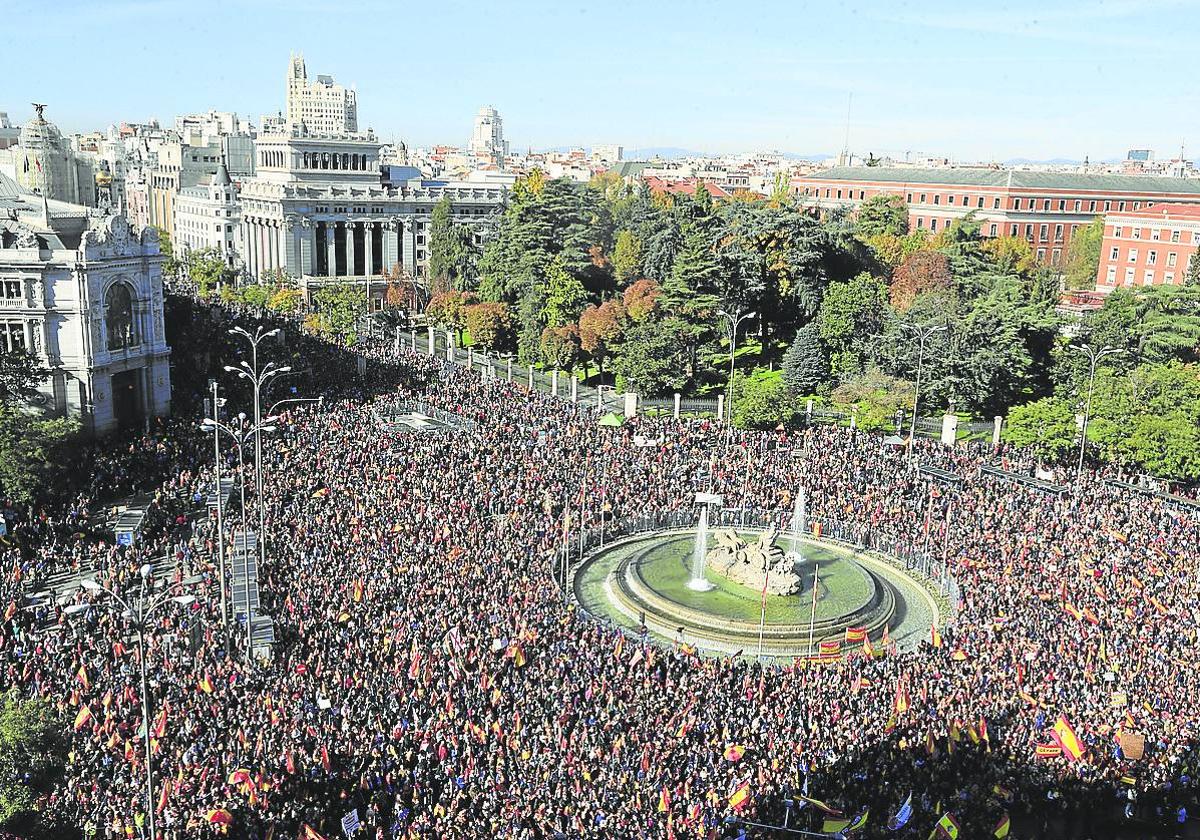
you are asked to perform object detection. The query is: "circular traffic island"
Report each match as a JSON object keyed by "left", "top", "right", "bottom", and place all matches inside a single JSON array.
[{"left": 574, "top": 529, "right": 940, "bottom": 658}]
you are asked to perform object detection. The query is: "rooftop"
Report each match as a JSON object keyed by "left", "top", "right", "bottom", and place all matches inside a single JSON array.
[
  {"left": 797, "top": 166, "right": 1200, "bottom": 195},
  {"left": 1108, "top": 202, "right": 1200, "bottom": 220}
]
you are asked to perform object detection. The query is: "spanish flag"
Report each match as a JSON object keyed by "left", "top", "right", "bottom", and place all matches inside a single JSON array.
[
  {"left": 1052, "top": 715, "right": 1085, "bottom": 760},
  {"left": 152, "top": 706, "right": 168, "bottom": 739},
  {"left": 73, "top": 705, "right": 94, "bottom": 732},
  {"left": 993, "top": 812, "right": 1011, "bottom": 838},
  {"left": 862, "top": 636, "right": 876, "bottom": 658},
  {"left": 728, "top": 781, "right": 751, "bottom": 812},
  {"left": 818, "top": 640, "right": 841, "bottom": 659},
  {"left": 75, "top": 665, "right": 90, "bottom": 691},
  {"left": 156, "top": 778, "right": 171, "bottom": 814},
  {"left": 930, "top": 624, "right": 943, "bottom": 648},
  {"left": 228, "top": 768, "right": 253, "bottom": 788},
  {"left": 657, "top": 787, "right": 670, "bottom": 813},
  {"left": 302, "top": 826, "right": 329, "bottom": 840},
  {"left": 198, "top": 673, "right": 215, "bottom": 694},
  {"left": 845, "top": 626, "right": 867, "bottom": 644},
  {"left": 724, "top": 744, "right": 746, "bottom": 762},
  {"left": 823, "top": 817, "right": 851, "bottom": 833},
  {"left": 894, "top": 687, "right": 910, "bottom": 715},
  {"left": 931, "top": 812, "right": 960, "bottom": 838},
  {"left": 799, "top": 795, "right": 842, "bottom": 816},
  {"left": 352, "top": 579, "right": 364, "bottom": 603}
]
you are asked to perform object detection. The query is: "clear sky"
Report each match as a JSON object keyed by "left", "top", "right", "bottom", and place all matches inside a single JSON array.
[{"left": 4, "top": 0, "right": 1197, "bottom": 161}]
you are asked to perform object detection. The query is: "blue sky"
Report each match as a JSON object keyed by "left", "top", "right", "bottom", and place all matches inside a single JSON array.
[{"left": 4, "top": 0, "right": 1197, "bottom": 161}]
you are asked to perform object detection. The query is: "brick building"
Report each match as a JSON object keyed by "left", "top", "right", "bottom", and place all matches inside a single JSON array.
[
  {"left": 791, "top": 167, "right": 1200, "bottom": 268},
  {"left": 1095, "top": 203, "right": 1200, "bottom": 292}
]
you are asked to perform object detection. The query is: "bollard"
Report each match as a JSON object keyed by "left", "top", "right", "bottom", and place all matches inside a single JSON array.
[
  {"left": 445, "top": 331, "right": 454, "bottom": 363},
  {"left": 993, "top": 415, "right": 1003, "bottom": 447},
  {"left": 551, "top": 370, "right": 559, "bottom": 396},
  {"left": 427, "top": 325, "right": 436, "bottom": 356},
  {"left": 716, "top": 394, "right": 725, "bottom": 420},
  {"left": 570, "top": 378, "right": 578, "bottom": 403},
  {"left": 411, "top": 331, "right": 417, "bottom": 352},
  {"left": 624, "top": 392, "right": 637, "bottom": 419},
  {"left": 673, "top": 393, "right": 681, "bottom": 420},
  {"left": 507, "top": 359, "right": 513, "bottom": 381},
  {"left": 528, "top": 367, "right": 534, "bottom": 390},
  {"left": 806, "top": 398, "right": 813, "bottom": 424}
]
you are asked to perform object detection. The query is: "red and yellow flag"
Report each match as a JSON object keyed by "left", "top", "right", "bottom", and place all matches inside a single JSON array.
[
  {"left": 302, "top": 827, "right": 330, "bottom": 840},
  {"left": 930, "top": 625, "right": 943, "bottom": 648},
  {"left": 728, "top": 781, "right": 751, "bottom": 812},
  {"left": 1035, "top": 743, "right": 1062, "bottom": 759},
  {"left": 198, "top": 673, "right": 215, "bottom": 694},
  {"left": 1052, "top": 715, "right": 1085, "bottom": 760},
  {"left": 657, "top": 787, "right": 670, "bottom": 813},
  {"left": 75, "top": 665, "right": 90, "bottom": 691},
  {"left": 73, "top": 705, "right": 94, "bottom": 732},
  {"left": 844, "top": 626, "right": 867, "bottom": 644},
  {"left": 723, "top": 744, "right": 746, "bottom": 762}
]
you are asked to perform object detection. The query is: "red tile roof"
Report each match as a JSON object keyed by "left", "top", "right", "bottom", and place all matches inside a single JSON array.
[{"left": 1109, "top": 202, "right": 1200, "bottom": 220}]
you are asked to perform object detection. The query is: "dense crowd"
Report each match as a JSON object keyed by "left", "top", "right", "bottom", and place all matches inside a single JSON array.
[{"left": 1, "top": 307, "right": 1198, "bottom": 840}]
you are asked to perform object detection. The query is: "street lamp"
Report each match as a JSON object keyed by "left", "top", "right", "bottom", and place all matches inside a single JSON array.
[
  {"left": 596, "top": 384, "right": 615, "bottom": 412},
  {"left": 205, "top": 380, "right": 229, "bottom": 644},
  {"left": 200, "top": 413, "right": 274, "bottom": 659},
  {"left": 902, "top": 322, "right": 947, "bottom": 461},
  {"left": 1072, "top": 343, "right": 1124, "bottom": 480},
  {"left": 717, "top": 307, "right": 756, "bottom": 421},
  {"left": 68, "top": 567, "right": 196, "bottom": 840},
  {"left": 226, "top": 326, "right": 290, "bottom": 584}
]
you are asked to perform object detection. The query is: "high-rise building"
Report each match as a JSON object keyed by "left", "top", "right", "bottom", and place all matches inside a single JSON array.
[
  {"left": 469, "top": 106, "right": 508, "bottom": 160},
  {"left": 285, "top": 54, "right": 358, "bottom": 135}
]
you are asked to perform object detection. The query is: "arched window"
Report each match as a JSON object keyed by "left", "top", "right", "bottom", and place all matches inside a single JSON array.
[{"left": 105, "top": 283, "right": 137, "bottom": 350}]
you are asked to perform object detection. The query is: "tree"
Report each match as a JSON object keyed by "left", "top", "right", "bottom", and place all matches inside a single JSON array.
[
  {"left": 612, "top": 229, "right": 644, "bottom": 287},
  {"left": 426, "top": 290, "right": 476, "bottom": 342},
  {"left": 313, "top": 282, "right": 367, "bottom": 341},
  {"left": 1063, "top": 216, "right": 1105, "bottom": 289},
  {"left": 609, "top": 317, "right": 688, "bottom": 395},
  {"left": 155, "top": 227, "right": 181, "bottom": 284},
  {"left": 267, "top": 287, "right": 305, "bottom": 314},
  {"left": 863, "top": 230, "right": 931, "bottom": 269},
  {"left": 578, "top": 299, "right": 626, "bottom": 383},
  {"left": 855, "top": 194, "right": 908, "bottom": 239},
  {"left": 463, "top": 302, "right": 513, "bottom": 351},
  {"left": 889, "top": 251, "right": 952, "bottom": 313},
  {"left": 830, "top": 368, "right": 915, "bottom": 431},
  {"left": 622, "top": 278, "right": 660, "bottom": 322},
  {"left": 539, "top": 324, "right": 582, "bottom": 371},
  {"left": 817, "top": 272, "right": 891, "bottom": 378},
  {"left": 782, "top": 322, "right": 828, "bottom": 395},
  {"left": 0, "top": 352, "right": 77, "bottom": 504},
  {"left": 0, "top": 692, "right": 64, "bottom": 833},
  {"left": 1185, "top": 252, "right": 1200, "bottom": 287},
  {"left": 981, "top": 236, "right": 1037, "bottom": 277},
  {"left": 1002, "top": 397, "right": 1077, "bottom": 463},
  {"left": 540, "top": 254, "right": 589, "bottom": 329},
  {"left": 732, "top": 375, "right": 798, "bottom": 429},
  {"left": 185, "top": 247, "right": 236, "bottom": 297},
  {"left": 1125, "top": 412, "right": 1200, "bottom": 480},
  {"left": 428, "top": 196, "right": 480, "bottom": 291}
]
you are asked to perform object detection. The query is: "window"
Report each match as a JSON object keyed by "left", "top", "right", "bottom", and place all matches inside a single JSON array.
[
  {"left": 947, "top": 195, "right": 954, "bottom": 205},
  {"left": 1054, "top": 224, "right": 1063, "bottom": 241},
  {"left": 1, "top": 280, "right": 22, "bottom": 299},
  {"left": 0, "top": 322, "right": 24, "bottom": 352},
  {"left": 1089, "top": 201, "right": 1096, "bottom": 212},
  {"left": 989, "top": 223, "right": 997, "bottom": 236},
  {"left": 978, "top": 197, "right": 984, "bottom": 208},
  {"left": 1106, "top": 266, "right": 1117, "bottom": 282},
  {"left": 1043, "top": 199, "right": 1050, "bottom": 211},
  {"left": 933, "top": 194, "right": 940, "bottom": 205},
  {"left": 1037, "top": 248, "right": 1046, "bottom": 261},
  {"left": 1148, "top": 251, "right": 1157, "bottom": 265},
  {"left": 1025, "top": 224, "right": 1033, "bottom": 238},
  {"left": 1152, "top": 229, "right": 1160, "bottom": 241},
  {"left": 1144, "top": 270, "right": 1155, "bottom": 284},
  {"left": 1052, "top": 249, "right": 1061, "bottom": 265},
  {"left": 1011, "top": 224, "right": 1018, "bottom": 236},
  {"left": 1104, "top": 201, "right": 1111, "bottom": 211},
  {"left": 1132, "top": 227, "right": 1140, "bottom": 239},
  {"left": 1128, "top": 249, "right": 1138, "bottom": 262},
  {"left": 1171, "top": 230, "right": 1181, "bottom": 243},
  {"left": 1114, "top": 226, "right": 1122, "bottom": 238},
  {"left": 994, "top": 198, "right": 1001, "bottom": 209},
  {"left": 906, "top": 193, "right": 913, "bottom": 202},
  {"left": 1168, "top": 253, "right": 1178, "bottom": 267},
  {"left": 836, "top": 190, "right": 842, "bottom": 199},
  {"left": 1125, "top": 267, "right": 1135, "bottom": 283},
  {"left": 920, "top": 193, "right": 926, "bottom": 203},
  {"left": 1074, "top": 200, "right": 1081, "bottom": 212},
  {"left": 858, "top": 190, "right": 865, "bottom": 200},
  {"left": 1165, "top": 272, "right": 1175, "bottom": 284},
  {"left": 1039, "top": 224, "right": 1048, "bottom": 240},
  {"left": 1058, "top": 200, "right": 1066, "bottom": 211},
  {"left": 915, "top": 218, "right": 924, "bottom": 229},
  {"left": 930, "top": 218, "right": 938, "bottom": 231},
  {"left": 1110, "top": 247, "right": 1119, "bottom": 260},
  {"left": 1118, "top": 201, "right": 1126, "bottom": 211},
  {"left": 105, "top": 283, "right": 137, "bottom": 351}
]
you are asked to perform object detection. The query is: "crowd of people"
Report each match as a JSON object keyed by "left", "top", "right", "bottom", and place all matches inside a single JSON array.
[{"left": 1, "top": 302, "right": 1198, "bottom": 840}]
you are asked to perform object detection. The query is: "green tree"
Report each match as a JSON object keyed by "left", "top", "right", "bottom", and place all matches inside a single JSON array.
[
  {"left": 817, "top": 272, "right": 891, "bottom": 378},
  {"left": 428, "top": 196, "right": 480, "bottom": 291},
  {"left": 855, "top": 194, "right": 908, "bottom": 238},
  {"left": 425, "top": 290, "right": 476, "bottom": 342},
  {"left": 1185, "top": 252, "right": 1200, "bottom": 286},
  {"left": 830, "top": 368, "right": 914, "bottom": 431},
  {"left": 313, "top": 281, "right": 367, "bottom": 341},
  {"left": 539, "top": 324, "right": 582, "bottom": 371},
  {"left": 0, "top": 352, "right": 77, "bottom": 503},
  {"left": 0, "top": 692, "right": 64, "bottom": 832},
  {"left": 981, "top": 235, "right": 1038, "bottom": 277},
  {"left": 781, "top": 322, "right": 828, "bottom": 395},
  {"left": 1002, "top": 397, "right": 1078, "bottom": 463},
  {"left": 155, "top": 227, "right": 181, "bottom": 283},
  {"left": 732, "top": 374, "right": 798, "bottom": 429},
  {"left": 612, "top": 229, "right": 644, "bottom": 287},
  {"left": 541, "top": 254, "right": 589, "bottom": 329},
  {"left": 1126, "top": 412, "right": 1200, "bottom": 479},
  {"left": 609, "top": 317, "right": 688, "bottom": 395},
  {"left": 1063, "top": 216, "right": 1105, "bottom": 289}
]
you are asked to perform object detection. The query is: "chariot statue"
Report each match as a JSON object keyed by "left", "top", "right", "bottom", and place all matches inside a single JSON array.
[{"left": 706, "top": 527, "right": 802, "bottom": 595}]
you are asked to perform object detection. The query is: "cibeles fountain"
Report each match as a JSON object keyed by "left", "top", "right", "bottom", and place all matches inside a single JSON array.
[{"left": 575, "top": 488, "right": 938, "bottom": 658}]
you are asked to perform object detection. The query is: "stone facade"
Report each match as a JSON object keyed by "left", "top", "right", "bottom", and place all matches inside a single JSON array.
[
  {"left": 172, "top": 164, "right": 241, "bottom": 266},
  {"left": 286, "top": 54, "right": 357, "bottom": 135},
  {"left": 0, "top": 172, "right": 170, "bottom": 436},
  {"left": 237, "top": 126, "right": 505, "bottom": 300}
]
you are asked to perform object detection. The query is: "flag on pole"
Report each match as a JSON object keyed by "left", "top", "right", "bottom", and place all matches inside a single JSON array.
[
  {"left": 723, "top": 745, "right": 746, "bottom": 762},
  {"left": 993, "top": 812, "right": 1011, "bottom": 838},
  {"left": 657, "top": 787, "right": 670, "bottom": 813},
  {"left": 301, "top": 826, "right": 329, "bottom": 840},
  {"left": 73, "top": 705, "right": 94, "bottom": 732},
  {"left": 728, "top": 781, "right": 750, "bottom": 812},
  {"left": 930, "top": 624, "right": 943, "bottom": 648},
  {"left": 75, "top": 665, "right": 90, "bottom": 691},
  {"left": 930, "top": 812, "right": 959, "bottom": 839},
  {"left": 798, "top": 795, "right": 842, "bottom": 816}
]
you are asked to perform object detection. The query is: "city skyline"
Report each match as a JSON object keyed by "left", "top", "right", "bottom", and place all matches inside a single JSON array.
[{"left": 4, "top": 0, "right": 1199, "bottom": 161}]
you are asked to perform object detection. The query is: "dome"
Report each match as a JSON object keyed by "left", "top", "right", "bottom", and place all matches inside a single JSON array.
[
  {"left": 20, "top": 110, "right": 64, "bottom": 151},
  {"left": 210, "top": 163, "right": 232, "bottom": 187}
]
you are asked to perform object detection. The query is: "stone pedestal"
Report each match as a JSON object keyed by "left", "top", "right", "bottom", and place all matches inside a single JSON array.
[
  {"left": 624, "top": 392, "right": 637, "bottom": 419},
  {"left": 674, "top": 393, "right": 681, "bottom": 419}
]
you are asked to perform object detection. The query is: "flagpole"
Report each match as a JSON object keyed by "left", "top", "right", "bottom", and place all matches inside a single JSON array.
[
  {"left": 807, "top": 563, "right": 819, "bottom": 657},
  {"left": 758, "top": 571, "right": 768, "bottom": 658}
]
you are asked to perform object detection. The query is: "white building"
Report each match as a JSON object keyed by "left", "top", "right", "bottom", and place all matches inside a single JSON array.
[
  {"left": 0, "top": 172, "right": 170, "bottom": 435},
  {"left": 469, "top": 106, "right": 508, "bottom": 161},
  {"left": 237, "top": 125, "right": 504, "bottom": 303},
  {"left": 286, "top": 54, "right": 358, "bottom": 135},
  {"left": 172, "top": 164, "right": 241, "bottom": 266},
  {"left": 592, "top": 144, "right": 623, "bottom": 164}
]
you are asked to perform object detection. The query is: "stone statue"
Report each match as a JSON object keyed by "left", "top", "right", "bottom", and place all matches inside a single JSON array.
[{"left": 706, "top": 527, "right": 802, "bottom": 595}]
